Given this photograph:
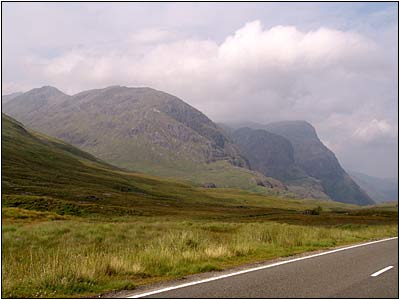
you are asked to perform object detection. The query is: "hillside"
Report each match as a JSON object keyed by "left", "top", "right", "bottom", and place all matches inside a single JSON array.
[
  {"left": 1, "top": 112, "right": 390, "bottom": 219},
  {"left": 3, "top": 113, "right": 300, "bottom": 218},
  {"left": 3, "top": 86, "right": 283, "bottom": 192},
  {"left": 3, "top": 113, "right": 397, "bottom": 299},
  {"left": 2, "top": 112, "right": 212, "bottom": 216},
  {"left": 349, "top": 171, "right": 398, "bottom": 203}
]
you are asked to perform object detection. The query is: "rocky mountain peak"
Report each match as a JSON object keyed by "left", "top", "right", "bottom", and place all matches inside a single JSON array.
[
  {"left": 31, "top": 85, "right": 67, "bottom": 96},
  {"left": 265, "top": 120, "right": 318, "bottom": 140}
]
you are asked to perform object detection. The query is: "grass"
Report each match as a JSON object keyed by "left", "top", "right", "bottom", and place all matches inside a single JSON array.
[
  {"left": 2, "top": 211, "right": 397, "bottom": 298},
  {"left": 2, "top": 114, "right": 398, "bottom": 298}
]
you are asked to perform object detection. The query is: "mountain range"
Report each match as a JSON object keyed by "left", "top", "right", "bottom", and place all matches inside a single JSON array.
[{"left": 3, "top": 86, "right": 379, "bottom": 205}]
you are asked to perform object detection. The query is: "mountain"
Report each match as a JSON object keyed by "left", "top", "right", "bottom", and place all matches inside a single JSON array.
[
  {"left": 3, "top": 110, "right": 371, "bottom": 231},
  {"left": 262, "top": 121, "right": 374, "bottom": 205},
  {"left": 3, "top": 86, "right": 284, "bottom": 192},
  {"left": 6, "top": 112, "right": 338, "bottom": 220},
  {"left": 232, "top": 127, "right": 330, "bottom": 200},
  {"left": 2, "top": 92, "right": 23, "bottom": 104},
  {"left": 348, "top": 171, "right": 398, "bottom": 203}
]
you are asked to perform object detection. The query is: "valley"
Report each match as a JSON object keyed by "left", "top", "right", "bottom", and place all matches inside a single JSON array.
[{"left": 2, "top": 111, "right": 398, "bottom": 298}]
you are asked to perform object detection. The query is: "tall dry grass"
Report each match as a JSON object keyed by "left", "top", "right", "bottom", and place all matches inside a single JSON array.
[{"left": 2, "top": 218, "right": 397, "bottom": 298}]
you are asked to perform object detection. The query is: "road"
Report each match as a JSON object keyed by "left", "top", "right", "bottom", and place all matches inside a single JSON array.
[{"left": 129, "top": 237, "right": 398, "bottom": 298}]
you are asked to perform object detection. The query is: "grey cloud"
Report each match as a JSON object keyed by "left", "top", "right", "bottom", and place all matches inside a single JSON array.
[{"left": 2, "top": 3, "right": 398, "bottom": 178}]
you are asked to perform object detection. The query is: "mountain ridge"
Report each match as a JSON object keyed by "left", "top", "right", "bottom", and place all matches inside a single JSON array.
[
  {"left": 3, "top": 86, "right": 285, "bottom": 194},
  {"left": 4, "top": 85, "right": 375, "bottom": 204}
]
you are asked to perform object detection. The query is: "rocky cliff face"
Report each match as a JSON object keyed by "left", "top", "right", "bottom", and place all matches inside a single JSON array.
[
  {"left": 233, "top": 127, "right": 299, "bottom": 180},
  {"left": 232, "top": 127, "right": 330, "bottom": 200},
  {"left": 264, "top": 121, "right": 374, "bottom": 205}
]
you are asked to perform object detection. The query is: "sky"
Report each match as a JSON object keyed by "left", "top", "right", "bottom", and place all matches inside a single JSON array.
[{"left": 2, "top": 2, "right": 398, "bottom": 178}]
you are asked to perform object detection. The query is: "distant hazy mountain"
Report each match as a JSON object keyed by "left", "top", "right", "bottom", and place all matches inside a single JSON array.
[
  {"left": 3, "top": 86, "right": 284, "bottom": 192},
  {"left": 2, "top": 92, "right": 23, "bottom": 104},
  {"left": 348, "top": 171, "right": 398, "bottom": 203},
  {"left": 232, "top": 127, "right": 330, "bottom": 200}
]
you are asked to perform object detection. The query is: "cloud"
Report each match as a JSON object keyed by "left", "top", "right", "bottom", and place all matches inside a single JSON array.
[
  {"left": 353, "top": 119, "right": 395, "bottom": 142},
  {"left": 2, "top": 3, "right": 398, "bottom": 178}
]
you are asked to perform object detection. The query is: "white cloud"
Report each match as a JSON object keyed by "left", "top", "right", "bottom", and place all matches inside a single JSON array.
[{"left": 353, "top": 119, "right": 395, "bottom": 142}]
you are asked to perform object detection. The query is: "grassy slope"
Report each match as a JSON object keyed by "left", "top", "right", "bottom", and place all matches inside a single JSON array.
[
  {"left": 2, "top": 114, "right": 398, "bottom": 298},
  {"left": 2, "top": 113, "right": 235, "bottom": 217},
  {"left": 1, "top": 113, "right": 355, "bottom": 220}
]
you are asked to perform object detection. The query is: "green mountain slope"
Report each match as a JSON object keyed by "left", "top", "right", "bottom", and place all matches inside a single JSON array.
[
  {"left": 3, "top": 86, "right": 283, "bottom": 192},
  {"left": 3, "top": 113, "right": 301, "bottom": 217}
]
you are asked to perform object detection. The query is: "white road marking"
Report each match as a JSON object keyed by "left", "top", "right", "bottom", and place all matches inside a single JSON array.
[
  {"left": 128, "top": 236, "right": 398, "bottom": 298},
  {"left": 371, "top": 266, "right": 394, "bottom": 277}
]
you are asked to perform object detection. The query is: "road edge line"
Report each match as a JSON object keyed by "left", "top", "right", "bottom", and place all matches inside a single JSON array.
[{"left": 128, "top": 236, "right": 398, "bottom": 298}]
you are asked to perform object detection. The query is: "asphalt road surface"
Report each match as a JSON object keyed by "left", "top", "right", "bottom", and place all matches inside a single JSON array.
[{"left": 129, "top": 237, "right": 398, "bottom": 298}]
